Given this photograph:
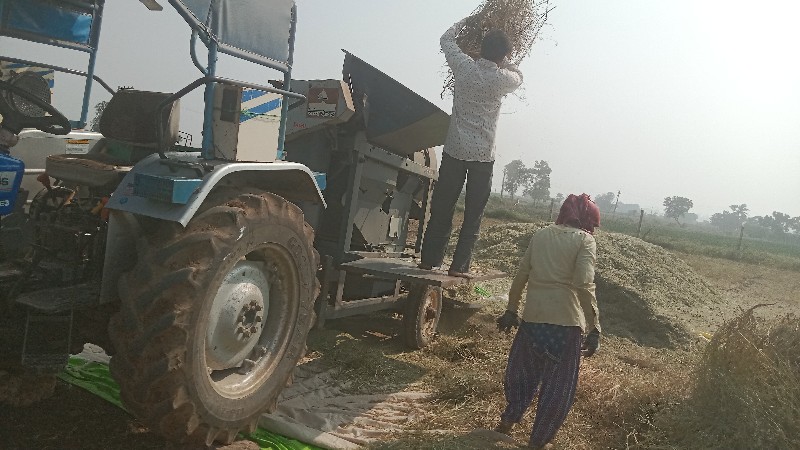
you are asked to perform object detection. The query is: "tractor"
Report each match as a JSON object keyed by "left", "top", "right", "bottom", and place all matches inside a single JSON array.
[{"left": 0, "top": 0, "right": 500, "bottom": 446}]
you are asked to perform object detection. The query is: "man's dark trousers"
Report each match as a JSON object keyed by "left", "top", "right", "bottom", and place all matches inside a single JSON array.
[{"left": 421, "top": 152, "right": 493, "bottom": 273}]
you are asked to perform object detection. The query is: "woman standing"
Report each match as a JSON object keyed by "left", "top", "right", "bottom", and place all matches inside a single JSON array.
[{"left": 494, "top": 193, "right": 602, "bottom": 449}]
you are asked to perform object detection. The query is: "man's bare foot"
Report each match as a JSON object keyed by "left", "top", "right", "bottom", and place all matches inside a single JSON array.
[
  {"left": 468, "top": 428, "right": 516, "bottom": 444},
  {"left": 494, "top": 420, "right": 514, "bottom": 435},
  {"left": 519, "top": 443, "right": 554, "bottom": 449},
  {"left": 448, "top": 270, "right": 472, "bottom": 278}
]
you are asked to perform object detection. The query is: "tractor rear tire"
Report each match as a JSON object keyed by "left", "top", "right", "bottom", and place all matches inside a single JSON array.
[
  {"left": 108, "top": 191, "right": 318, "bottom": 446},
  {"left": 402, "top": 284, "right": 442, "bottom": 349}
]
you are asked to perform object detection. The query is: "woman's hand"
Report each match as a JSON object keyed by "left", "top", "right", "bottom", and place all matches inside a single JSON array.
[
  {"left": 582, "top": 329, "right": 601, "bottom": 357},
  {"left": 496, "top": 310, "right": 521, "bottom": 334}
]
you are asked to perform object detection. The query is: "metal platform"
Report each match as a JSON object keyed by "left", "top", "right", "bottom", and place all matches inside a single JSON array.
[
  {"left": 339, "top": 257, "right": 505, "bottom": 288},
  {"left": 0, "top": 264, "right": 23, "bottom": 282},
  {"left": 15, "top": 282, "right": 100, "bottom": 313}
]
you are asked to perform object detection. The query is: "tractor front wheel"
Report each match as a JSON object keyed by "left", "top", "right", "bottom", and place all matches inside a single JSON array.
[{"left": 108, "top": 191, "right": 318, "bottom": 446}]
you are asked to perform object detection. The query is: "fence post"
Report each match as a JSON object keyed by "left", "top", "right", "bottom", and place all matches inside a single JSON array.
[
  {"left": 500, "top": 168, "right": 506, "bottom": 199},
  {"left": 636, "top": 209, "right": 645, "bottom": 238},
  {"left": 737, "top": 224, "right": 745, "bottom": 251}
]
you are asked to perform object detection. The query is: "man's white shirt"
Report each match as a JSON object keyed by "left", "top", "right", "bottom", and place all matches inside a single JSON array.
[{"left": 440, "top": 19, "right": 523, "bottom": 163}]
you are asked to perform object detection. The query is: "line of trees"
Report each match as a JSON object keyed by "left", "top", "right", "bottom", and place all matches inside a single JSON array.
[
  {"left": 661, "top": 197, "right": 800, "bottom": 236},
  {"left": 499, "top": 167, "right": 798, "bottom": 238},
  {"left": 710, "top": 204, "right": 800, "bottom": 235},
  {"left": 659, "top": 197, "right": 800, "bottom": 237},
  {"left": 501, "top": 159, "right": 551, "bottom": 205}
]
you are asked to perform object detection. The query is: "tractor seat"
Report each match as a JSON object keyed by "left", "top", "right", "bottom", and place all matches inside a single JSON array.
[
  {"left": 45, "top": 89, "right": 180, "bottom": 188},
  {"left": 46, "top": 140, "right": 137, "bottom": 187}
]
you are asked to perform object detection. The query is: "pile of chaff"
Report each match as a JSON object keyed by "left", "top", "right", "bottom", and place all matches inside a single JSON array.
[
  {"left": 443, "top": 0, "right": 553, "bottom": 95},
  {"left": 474, "top": 223, "right": 722, "bottom": 347}
]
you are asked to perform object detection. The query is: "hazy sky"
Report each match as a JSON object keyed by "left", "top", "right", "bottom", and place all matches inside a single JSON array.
[{"left": 3, "top": 1, "right": 799, "bottom": 218}]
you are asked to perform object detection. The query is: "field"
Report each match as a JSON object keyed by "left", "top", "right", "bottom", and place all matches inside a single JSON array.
[{"left": 2, "top": 200, "right": 799, "bottom": 449}]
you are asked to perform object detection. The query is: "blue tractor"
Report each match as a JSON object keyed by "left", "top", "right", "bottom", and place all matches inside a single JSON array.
[
  {"left": 1, "top": 1, "right": 323, "bottom": 445},
  {"left": 0, "top": 0, "right": 492, "bottom": 445}
]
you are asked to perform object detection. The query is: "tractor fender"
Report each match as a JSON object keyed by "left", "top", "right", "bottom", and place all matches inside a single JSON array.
[
  {"left": 99, "top": 152, "right": 326, "bottom": 304},
  {"left": 105, "top": 151, "right": 326, "bottom": 226}
]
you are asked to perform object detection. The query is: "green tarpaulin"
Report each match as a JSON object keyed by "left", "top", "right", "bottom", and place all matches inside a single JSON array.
[{"left": 58, "top": 357, "right": 322, "bottom": 450}]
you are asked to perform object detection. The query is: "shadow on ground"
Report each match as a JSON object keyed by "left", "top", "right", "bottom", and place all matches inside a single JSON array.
[{"left": 597, "top": 278, "right": 692, "bottom": 349}]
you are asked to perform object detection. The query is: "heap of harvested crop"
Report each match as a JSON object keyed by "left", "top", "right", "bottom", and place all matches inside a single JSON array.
[
  {"left": 474, "top": 223, "right": 721, "bottom": 348},
  {"left": 442, "top": 0, "right": 552, "bottom": 94}
]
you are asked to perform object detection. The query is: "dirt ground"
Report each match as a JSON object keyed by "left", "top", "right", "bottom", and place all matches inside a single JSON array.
[
  {"left": 1, "top": 249, "right": 797, "bottom": 449},
  {"left": 676, "top": 252, "right": 800, "bottom": 324}
]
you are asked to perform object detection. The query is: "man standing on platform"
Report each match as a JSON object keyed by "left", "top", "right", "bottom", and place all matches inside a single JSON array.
[{"left": 419, "top": 15, "right": 523, "bottom": 277}]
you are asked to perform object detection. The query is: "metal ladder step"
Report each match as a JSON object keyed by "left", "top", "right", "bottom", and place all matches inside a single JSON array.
[
  {"left": 20, "top": 310, "right": 73, "bottom": 372},
  {"left": 14, "top": 282, "right": 100, "bottom": 314},
  {"left": 14, "top": 282, "right": 99, "bottom": 372},
  {"left": 0, "top": 263, "right": 23, "bottom": 283}
]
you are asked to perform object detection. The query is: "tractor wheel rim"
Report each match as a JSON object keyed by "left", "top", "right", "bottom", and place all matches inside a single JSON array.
[{"left": 206, "top": 260, "right": 270, "bottom": 373}]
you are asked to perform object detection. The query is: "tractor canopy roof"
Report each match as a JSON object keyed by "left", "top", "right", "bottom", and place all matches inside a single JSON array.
[
  {"left": 0, "top": 0, "right": 103, "bottom": 53},
  {"left": 0, "top": 0, "right": 296, "bottom": 67},
  {"left": 174, "top": 0, "right": 296, "bottom": 69},
  {"left": 0, "top": 0, "right": 298, "bottom": 129}
]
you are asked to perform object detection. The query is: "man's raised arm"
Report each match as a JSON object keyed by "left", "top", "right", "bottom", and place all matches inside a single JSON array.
[{"left": 441, "top": 18, "right": 472, "bottom": 70}]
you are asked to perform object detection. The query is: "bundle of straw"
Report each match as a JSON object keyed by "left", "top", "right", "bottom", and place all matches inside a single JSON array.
[{"left": 443, "top": 0, "right": 553, "bottom": 95}]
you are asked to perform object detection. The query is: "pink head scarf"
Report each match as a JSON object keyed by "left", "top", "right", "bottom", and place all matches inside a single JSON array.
[{"left": 555, "top": 193, "right": 601, "bottom": 234}]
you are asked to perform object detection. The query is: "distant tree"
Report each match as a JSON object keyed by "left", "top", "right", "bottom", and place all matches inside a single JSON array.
[
  {"left": 755, "top": 211, "right": 793, "bottom": 234},
  {"left": 791, "top": 216, "right": 800, "bottom": 234},
  {"left": 773, "top": 211, "right": 792, "bottom": 233},
  {"left": 710, "top": 211, "right": 737, "bottom": 231},
  {"left": 663, "top": 196, "right": 693, "bottom": 225},
  {"left": 523, "top": 160, "right": 551, "bottom": 205},
  {"left": 502, "top": 160, "right": 527, "bottom": 200},
  {"left": 709, "top": 203, "right": 749, "bottom": 232},
  {"left": 743, "top": 217, "right": 771, "bottom": 239},
  {"left": 594, "top": 192, "right": 616, "bottom": 212},
  {"left": 730, "top": 203, "right": 749, "bottom": 220},
  {"left": 553, "top": 192, "right": 565, "bottom": 205},
  {"left": 90, "top": 100, "right": 108, "bottom": 132},
  {"left": 789, "top": 216, "right": 800, "bottom": 234}
]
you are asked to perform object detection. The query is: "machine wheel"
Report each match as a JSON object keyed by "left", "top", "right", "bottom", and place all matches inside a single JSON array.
[
  {"left": 108, "top": 191, "right": 319, "bottom": 446},
  {"left": 402, "top": 284, "right": 442, "bottom": 349}
]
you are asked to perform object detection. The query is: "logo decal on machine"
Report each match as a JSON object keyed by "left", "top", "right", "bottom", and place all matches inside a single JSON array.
[
  {"left": 0, "top": 171, "right": 17, "bottom": 192},
  {"left": 307, "top": 87, "right": 338, "bottom": 118},
  {"left": 66, "top": 139, "right": 91, "bottom": 154}
]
